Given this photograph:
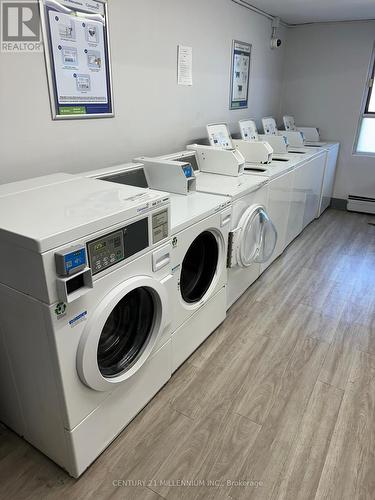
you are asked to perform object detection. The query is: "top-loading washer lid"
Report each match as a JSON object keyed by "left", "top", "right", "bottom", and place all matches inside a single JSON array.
[
  {"left": 168, "top": 192, "right": 230, "bottom": 234},
  {"left": 83, "top": 163, "right": 231, "bottom": 235},
  {"left": 98, "top": 167, "right": 149, "bottom": 188},
  {"left": 0, "top": 176, "right": 169, "bottom": 253},
  {"left": 304, "top": 142, "right": 328, "bottom": 147},
  {"left": 242, "top": 156, "right": 301, "bottom": 180},
  {"left": 195, "top": 172, "right": 268, "bottom": 200},
  {"left": 0, "top": 173, "right": 77, "bottom": 198}
]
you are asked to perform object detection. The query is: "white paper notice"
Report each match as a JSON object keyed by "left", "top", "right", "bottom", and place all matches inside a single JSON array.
[{"left": 177, "top": 45, "right": 193, "bottom": 86}]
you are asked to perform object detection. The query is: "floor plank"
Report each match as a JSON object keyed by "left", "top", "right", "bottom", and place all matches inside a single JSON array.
[
  {"left": 229, "top": 336, "right": 328, "bottom": 500},
  {"left": 271, "top": 381, "right": 343, "bottom": 500},
  {"left": 150, "top": 401, "right": 261, "bottom": 499},
  {"left": 318, "top": 320, "right": 359, "bottom": 390},
  {"left": 315, "top": 350, "right": 375, "bottom": 500}
]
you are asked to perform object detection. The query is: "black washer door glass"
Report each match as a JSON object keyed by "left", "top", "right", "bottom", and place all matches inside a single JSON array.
[
  {"left": 97, "top": 287, "right": 154, "bottom": 377},
  {"left": 180, "top": 231, "right": 218, "bottom": 303}
]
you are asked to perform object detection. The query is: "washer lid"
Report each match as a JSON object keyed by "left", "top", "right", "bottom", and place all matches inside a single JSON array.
[
  {"left": 195, "top": 172, "right": 268, "bottom": 200},
  {"left": 0, "top": 173, "right": 76, "bottom": 198},
  {"left": 0, "top": 176, "right": 169, "bottom": 253},
  {"left": 243, "top": 155, "right": 302, "bottom": 180},
  {"left": 169, "top": 192, "right": 230, "bottom": 234}
]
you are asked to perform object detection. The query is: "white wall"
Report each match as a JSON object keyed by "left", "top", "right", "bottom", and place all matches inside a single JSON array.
[
  {"left": 0, "top": 0, "right": 287, "bottom": 184},
  {"left": 280, "top": 21, "right": 375, "bottom": 200}
]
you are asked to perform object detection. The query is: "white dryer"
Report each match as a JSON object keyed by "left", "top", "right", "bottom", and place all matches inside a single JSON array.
[
  {"left": 0, "top": 174, "right": 173, "bottom": 477},
  {"left": 195, "top": 174, "right": 277, "bottom": 308},
  {"left": 81, "top": 163, "right": 231, "bottom": 372}
]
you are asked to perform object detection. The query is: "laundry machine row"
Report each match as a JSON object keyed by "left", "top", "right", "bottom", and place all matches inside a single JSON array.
[
  {"left": 197, "top": 122, "right": 330, "bottom": 262},
  {"left": 0, "top": 116, "right": 339, "bottom": 480}
]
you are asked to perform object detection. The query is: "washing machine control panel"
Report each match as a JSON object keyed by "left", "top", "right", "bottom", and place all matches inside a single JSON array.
[
  {"left": 87, "top": 229, "right": 125, "bottom": 275},
  {"left": 87, "top": 213, "right": 165, "bottom": 276}
]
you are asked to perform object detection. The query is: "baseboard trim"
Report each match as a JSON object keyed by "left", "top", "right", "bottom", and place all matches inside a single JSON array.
[{"left": 331, "top": 198, "right": 348, "bottom": 211}]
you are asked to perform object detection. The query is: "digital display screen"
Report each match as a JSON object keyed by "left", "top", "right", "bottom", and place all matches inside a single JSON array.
[
  {"left": 87, "top": 230, "right": 125, "bottom": 275},
  {"left": 152, "top": 209, "right": 168, "bottom": 244}
]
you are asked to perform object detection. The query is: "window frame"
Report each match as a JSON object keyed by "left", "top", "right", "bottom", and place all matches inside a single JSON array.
[
  {"left": 364, "top": 55, "right": 375, "bottom": 115},
  {"left": 354, "top": 42, "right": 375, "bottom": 156}
]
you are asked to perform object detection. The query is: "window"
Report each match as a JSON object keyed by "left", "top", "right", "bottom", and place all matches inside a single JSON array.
[{"left": 356, "top": 44, "right": 375, "bottom": 154}]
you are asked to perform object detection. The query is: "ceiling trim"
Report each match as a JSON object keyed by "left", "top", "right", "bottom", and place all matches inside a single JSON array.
[
  {"left": 231, "top": 0, "right": 375, "bottom": 27},
  {"left": 231, "top": 0, "right": 290, "bottom": 25}
]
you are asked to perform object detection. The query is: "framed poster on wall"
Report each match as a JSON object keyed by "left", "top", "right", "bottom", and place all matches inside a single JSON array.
[
  {"left": 230, "top": 40, "right": 251, "bottom": 110},
  {"left": 39, "top": 0, "right": 114, "bottom": 119}
]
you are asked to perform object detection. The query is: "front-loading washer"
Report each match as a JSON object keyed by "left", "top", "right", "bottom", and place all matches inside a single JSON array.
[
  {"left": 0, "top": 174, "right": 173, "bottom": 478},
  {"left": 81, "top": 164, "right": 231, "bottom": 372}
]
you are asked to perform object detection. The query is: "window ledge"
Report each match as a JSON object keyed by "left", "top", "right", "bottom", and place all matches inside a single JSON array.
[{"left": 352, "top": 151, "right": 375, "bottom": 158}]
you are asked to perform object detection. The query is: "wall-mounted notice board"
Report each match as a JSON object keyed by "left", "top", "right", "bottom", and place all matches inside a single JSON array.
[
  {"left": 40, "top": 0, "right": 114, "bottom": 119},
  {"left": 230, "top": 40, "right": 251, "bottom": 110}
]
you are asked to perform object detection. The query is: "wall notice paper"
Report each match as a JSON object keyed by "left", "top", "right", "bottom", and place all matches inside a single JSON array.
[
  {"left": 41, "top": 0, "right": 113, "bottom": 119},
  {"left": 230, "top": 40, "right": 251, "bottom": 109},
  {"left": 177, "top": 45, "right": 193, "bottom": 86}
]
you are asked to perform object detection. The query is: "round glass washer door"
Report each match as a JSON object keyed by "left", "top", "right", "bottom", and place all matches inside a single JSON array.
[
  {"left": 180, "top": 230, "right": 219, "bottom": 304},
  {"left": 97, "top": 287, "right": 154, "bottom": 378},
  {"left": 77, "top": 276, "right": 168, "bottom": 392},
  {"left": 237, "top": 205, "right": 277, "bottom": 267}
]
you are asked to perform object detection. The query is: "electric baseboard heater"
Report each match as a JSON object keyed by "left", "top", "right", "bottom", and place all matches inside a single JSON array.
[{"left": 347, "top": 195, "right": 375, "bottom": 215}]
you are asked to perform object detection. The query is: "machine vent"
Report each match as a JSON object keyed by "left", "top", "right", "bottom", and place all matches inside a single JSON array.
[{"left": 347, "top": 195, "right": 375, "bottom": 215}]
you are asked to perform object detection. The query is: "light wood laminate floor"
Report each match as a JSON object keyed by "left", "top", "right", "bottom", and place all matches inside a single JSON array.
[{"left": 1, "top": 209, "right": 374, "bottom": 500}]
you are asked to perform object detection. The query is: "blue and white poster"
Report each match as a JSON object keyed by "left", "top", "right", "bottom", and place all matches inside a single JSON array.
[
  {"left": 40, "top": 0, "right": 114, "bottom": 119},
  {"left": 230, "top": 40, "right": 251, "bottom": 110}
]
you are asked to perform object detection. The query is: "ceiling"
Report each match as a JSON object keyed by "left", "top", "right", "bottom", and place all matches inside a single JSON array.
[{"left": 241, "top": 0, "right": 375, "bottom": 24}]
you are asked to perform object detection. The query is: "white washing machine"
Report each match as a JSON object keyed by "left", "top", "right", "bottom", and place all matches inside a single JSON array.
[
  {"left": 0, "top": 174, "right": 174, "bottom": 477},
  {"left": 234, "top": 121, "right": 328, "bottom": 240},
  {"left": 243, "top": 153, "right": 326, "bottom": 266},
  {"left": 155, "top": 151, "right": 277, "bottom": 309},
  {"left": 198, "top": 123, "right": 326, "bottom": 263},
  {"left": 283, "top": 115, "right": 340, "bottom": 216},
  {"left": 81, "top": 163, "right": 231, "bottom": 372},
  {"left": 261, "top": 116, "right": 319, "bottom": 154}
]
